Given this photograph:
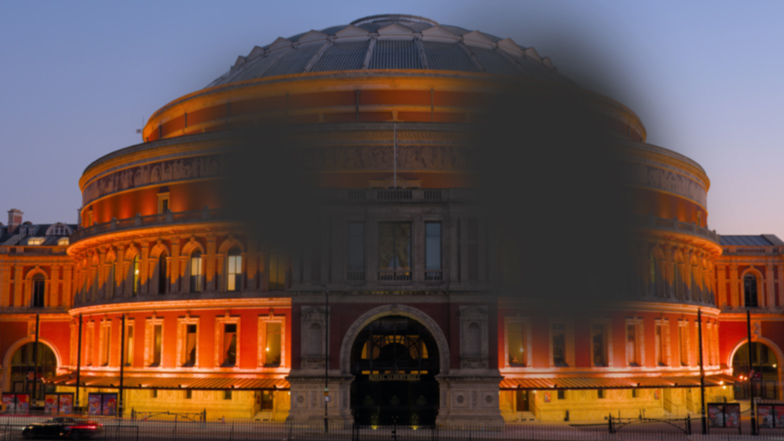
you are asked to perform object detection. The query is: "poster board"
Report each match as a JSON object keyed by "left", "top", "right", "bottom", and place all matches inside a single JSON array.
[
  {"left": 87, "top": 393, "right": 117, "bottom": 416},
  {"left": 757, "top": 403, "right": 784, "bottom": 430},
  {"left": 43, "top": 393, "right": 75, "bottom": 415},
  {"left": 707, "top": 403, "right": 742, "bottom": 433},
  {"left": 1, "top": 393, "right": 30, "bottom": 414}
]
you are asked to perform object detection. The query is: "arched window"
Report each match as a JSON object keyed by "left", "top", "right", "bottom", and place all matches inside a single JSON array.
[
  {"left": 190, "top": 250, "right": 203, "bottom": 293},
  {"left": 156, "top": 252, "right": 168, "bottom": 295},
  {"left": 743, "top": 273, "right": 759, "bottom": 307},
  {"left": 32, "top": 274, "right": 45, "bottom": 308},
  {"left": 132, "top": 255, "right": 141, "bottom": 297},
  {"left": 226, "top": 247, "right": 242, "bottom": 292}
]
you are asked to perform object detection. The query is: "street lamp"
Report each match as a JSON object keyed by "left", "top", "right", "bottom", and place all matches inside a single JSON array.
[{"left": 322, "top": 283, "right": 330, "bottom": 433}]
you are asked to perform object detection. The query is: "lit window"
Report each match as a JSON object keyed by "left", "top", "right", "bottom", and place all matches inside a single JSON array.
[
  {"left": 85, "top": 323, "right": 95, "bottom": 366},
  {"left": 132, "top": 256, "right": 141, "bottom": 297},
  {"left": 506, "top": 319, "right": 526, "bottom": 367},
  {"left": 378, "top": 222, "right": 411, "bottom": 280},
  {"left": 31, "top": 274, "right": 45, "bottom": 308},
  {"left": 264, "top": 322, "right": 282, "bottom": 367},
  {"left": 190, "top": 251, "right": 203, "bottom": 293},
  {"left": 425, "top": 222, "right": 442, "bottom": 280},
  {"left": 226, "top": 247, "right": 242, "bottom": 292},
  {"left": 591, "top": 323, "right": 608, "bottom": 367},
  {"left": 27, "top": 237, "right": 45, "bottom": 245},
  {"left": 57, "top": 237, "right": 69, "bottom": 246},
  {"left": 100, "top": 322, "right": 111, "bottom": 366},
  {"left": 124, "top": 322, "right": 134, "bottom": 366}
]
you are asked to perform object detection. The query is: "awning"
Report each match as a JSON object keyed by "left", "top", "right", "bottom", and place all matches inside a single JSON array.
[
  {"left": 47, "top": 374, "right": 289, "bottom": 391},
  {"left": 499, "top": 374, "right": 736, "bottom": 390}
]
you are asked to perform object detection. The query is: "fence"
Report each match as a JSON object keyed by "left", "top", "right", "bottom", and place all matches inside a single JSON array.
[{"left": 0, "top": 415, "right": 781, "bottom": 441}]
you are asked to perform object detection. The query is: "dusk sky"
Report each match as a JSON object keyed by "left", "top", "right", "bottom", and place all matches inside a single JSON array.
[{"left": 2, "top": 1, "right": 782, "bottom": 236}]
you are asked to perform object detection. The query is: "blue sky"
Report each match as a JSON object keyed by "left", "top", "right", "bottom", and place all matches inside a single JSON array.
[{"left": 2, "top": 1, "right": 783, "bottom": 235}]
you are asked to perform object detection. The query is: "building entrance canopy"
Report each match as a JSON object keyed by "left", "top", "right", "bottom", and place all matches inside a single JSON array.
[
  {"left": 47, "top": 374, "right": 289, "bottom": 391},
  {"left": 500, "top": 374, "right": 735, "bottom": 390}
]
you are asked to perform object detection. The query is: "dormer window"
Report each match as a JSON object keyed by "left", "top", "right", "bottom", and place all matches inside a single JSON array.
[
  {"left": 58, "top": 237, "right": 70, "bottom": 246},
  {"left": 27, "top": 237, "right": 45, "bottom": 246}
]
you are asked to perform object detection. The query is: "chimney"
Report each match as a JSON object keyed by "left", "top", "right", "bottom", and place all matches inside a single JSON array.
[{"left": 8, "top": 209, "right": 23, "bottom": 233}]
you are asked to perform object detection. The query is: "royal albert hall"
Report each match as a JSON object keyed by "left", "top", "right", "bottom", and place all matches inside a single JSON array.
[{"left": 1, "top": 14, "right": 782, "bottom": 426}]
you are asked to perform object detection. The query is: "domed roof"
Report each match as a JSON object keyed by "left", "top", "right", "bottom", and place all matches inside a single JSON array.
[{"left": 208, "top": 14, "right": 564, "bottom": 87}]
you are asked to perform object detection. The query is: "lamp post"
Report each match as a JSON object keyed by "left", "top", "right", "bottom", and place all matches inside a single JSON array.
[{"left": 322, "top": 283, "right": 330, "bottom": 433}]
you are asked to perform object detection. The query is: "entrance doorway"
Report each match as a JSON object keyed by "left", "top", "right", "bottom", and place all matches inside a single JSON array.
[
  {"left": 732, "top": 342, "right": 780, "bottom": 400},
  {"left": 350, "top": 316, "right": 439, "bottom": 426},
  {"left": 8, "top": 342, "right": 57, "bottom": 401}
]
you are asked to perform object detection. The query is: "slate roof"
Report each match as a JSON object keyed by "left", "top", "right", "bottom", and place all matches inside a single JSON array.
[
  {"left": 207, "top": 14, "right": 564, "bottom": 87},
  {"left": 719, "top": 235, "right": 784, "bottom": 246}
]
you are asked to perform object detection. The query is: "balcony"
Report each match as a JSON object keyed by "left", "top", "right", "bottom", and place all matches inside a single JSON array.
[
  {"left": 636, "top": 215, "right": 720, "bottom": 244},
  {"left": 70, "top": 208, "right": 223, "bottom": 243}
]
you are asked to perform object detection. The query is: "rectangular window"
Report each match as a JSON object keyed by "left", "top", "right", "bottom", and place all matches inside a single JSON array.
[
  {"left": 347, "top": 222, "right": 365, "bottom": 280},
  {"left": 552, "top": 323, "right": 568, "bottom": 367},
  {"left": 655, "top": 322, "right": 666, "bottom": 366},
  {"left": 151, "top": 389, "right": 158, "bottom": 399},
  {"left": 227, "top": 253, "right": 241, "bottom": 292},
  {"left": 222, "top": 323, "right": 237, "bottom": 367},
  {"left": 183, "top": 324, "right": 198, "bottom": 367},
  {"left": 425, "top": 222, "right": 442, "bottom": 281},
  {"left": 591, "top": 323, "right": 608, "bottom": 367},
  {"left": 124, "top": 323, "right": 134, "bottom": 366},
  {"left": 190, "top": 253, "right": 203, "bottom": 293},
  {"left": 224, "top": 390, "right": 232, "bottom": 400},
  {"left": 100, "top": 322, "right": 111, "bottom": 366},
  {"left": 185, "top": 390, "right": 193, "bottom": 399},
  {"left": 679, "top": 322, "right": 689, "bottom": 366},
  {"left": 378, "top": 222, "right": 412, "bottom": 280},
  {"left": 557, "top": 390, "right": 566, "bottom": 400},
  {"left": 85, "top": 323, "right": 95, "bottom": 366},
  {"left": 627, "top": 323, "right": 640, "bottom": 366},
  {"left": 264, "top": 322, "right": 282, "bottom": 367},
  {"left": 632, "top": 389, "right": 639, "bottom": 398},
  {"left": 151, "top": 324, "right": 162, "bottom": 367},
  {"left": 467, "top": 218, "right": 479, "bottom": 281},
  {"left": 597, "top": 389, "right": 606, "bottom": 399},
  {"left": 506, "top": 320, "right": 526, "bottom": 367},
  {"left": 268, "top": 251, "right": 285, "bottom": 290}
]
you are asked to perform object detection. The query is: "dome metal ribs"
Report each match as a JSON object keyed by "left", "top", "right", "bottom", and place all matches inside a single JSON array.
[{"left": 206, "top": 15, "right": 562, "bottom": 86}]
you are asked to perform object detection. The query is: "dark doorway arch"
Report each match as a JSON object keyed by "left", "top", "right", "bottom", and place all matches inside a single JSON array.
[
  {"left": 732, "top": 342, "right": 780, "bottom": 400},
  {"left": 350, "top": 315, "right": 440, "bottom": 426},
  {"left": 9, "top": 342, "right": 57, "bottom": 400}
]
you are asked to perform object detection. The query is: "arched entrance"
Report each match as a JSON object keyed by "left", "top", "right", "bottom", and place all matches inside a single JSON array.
[
  {"left": 732, "top": 342, "right": 780, "bottom": 400},
  {"left": 350, "top": 315, "right": 439, "bottom": 426},
  {"left": 7, "top": 342, "right": 58, "bottom": 400}
]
